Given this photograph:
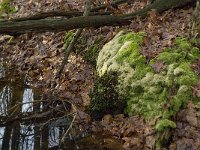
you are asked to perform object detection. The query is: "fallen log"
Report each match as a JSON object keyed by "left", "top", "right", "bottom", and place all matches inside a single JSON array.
[
  {"left": 0, "top": 0, "right": 196, "bottom": 35},
  {"left": 0, "top": 15, "right": 129, "bottom": 35},
  {"left": 8, "top": 11, "right": 111, "bottom": 22},
  {"left": 8, "top": 0, "right": 131, "bottom": 22}
]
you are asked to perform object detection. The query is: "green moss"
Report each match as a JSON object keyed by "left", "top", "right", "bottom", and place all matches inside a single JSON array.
[
  {"left": 134, "top": 64, "right": 153, "bottom": 79},
  {"left": 175, "top": 37, "right": 192, "bottom": 50},
  {"left": 162, "top": 110, "right": 172, "bottom": 119},
  {"left": 175, "top": 63, "right": 198, "bottom": 85},
  {"left": 130, "top": 55, "right": 146, "bottom": 66},
  {"left": 189, "top": 47, "right": 200, "bottom": 60},
  {"left": 118, "top": 31, "right": 145, "bottom": 44},
  {"left": 84, "top": 36, "right": 105, "bottom": 65},
  {"left": 157, "top": 38, "right": 199, "bottom": 65},
  {"left": 84, "top": 45, "right": 99, "bottom": 65},
  {"left": 175, "top": 85, "right": 192, "bottom": 106},
  {"left": 117, "top": 42, "right": 141, "bottom": 64},
  {"left": 157, "top": 52, "right": 183, "bottom": 64},
  {"left": 87, "top": 72, "right": 126, "bottom": 119},
  {"left": 96, "top": 31, "right": 199, "bottom": 131},
  {"left": 0, "top": 0, "right": 16, "bottom": 15},
  {"left": 155, "top": 119, "right": 176, "bottom": 132},
  {"left": 63, "top": 31, "right": 74, "bottom": 48},
  {"left": 91, "top": 34, "right": 199, "bottom": 149}
]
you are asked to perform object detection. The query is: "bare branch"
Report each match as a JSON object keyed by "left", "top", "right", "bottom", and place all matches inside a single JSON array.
[{"left": 56, "top": 0, "right": 92, "bottom": 79}]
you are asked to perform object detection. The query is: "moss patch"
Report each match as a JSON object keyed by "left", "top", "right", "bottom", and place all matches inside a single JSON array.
[
  {"left": 0, "top": 0, "right": 16, "bottom": 16},
  {"left": 87, "top": 72, "right": 126, "bottom": 119},
  {"left": 83, "top": 36, "right": 105, "bottom": 66},
  {"left": 63, "top": 31, "right": 74, "bottom": 48},
  {"left": 156, "top": 119, "right": 176, "bottom": 132},
  {"left": 96, "top": 31, "right": 199, "bottom": 130}
]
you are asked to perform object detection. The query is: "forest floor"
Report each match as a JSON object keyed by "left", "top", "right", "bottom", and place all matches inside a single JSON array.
[{"left": 1, "top": 0, "right": 200, "bottom": 149}]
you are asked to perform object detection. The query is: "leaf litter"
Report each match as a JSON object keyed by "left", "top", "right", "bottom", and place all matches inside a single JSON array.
[{"left": 1, "top": 0, "right": 200, "bottom": 149}]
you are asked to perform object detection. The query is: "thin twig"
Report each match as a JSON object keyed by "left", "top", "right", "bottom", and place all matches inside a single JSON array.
[
  {"left": 56, "top": 29, "right": 82, "bottom": 78},
  {"left": 60, "top": 104, "right": 77, "bottom": 143}
]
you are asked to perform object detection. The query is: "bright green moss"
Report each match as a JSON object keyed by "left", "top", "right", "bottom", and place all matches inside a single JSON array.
[
  {"left": 118, "top": 32, "right": 145, "bottom": 44},
  {"left": 63, "top": 31, "right": 74, "bottom": 48},
  {"left": 96, "top": 31, "right": 199, "bottom": 130},
  {"left": 189, "top": 47, "right": 200, "bottom": 60},
  {"left": 175, "top": 63, "right": 198, "bottom": 85},
  {"left": 125, "top": 73, "right": 167, "bottom": 120},
  {"left": 117, "top": 40, "right": 141, "bottom": 64},
  {"left": 157, "top": 38, "right": 199, "bottom": 65},
  {"left": 155, "top": 119, "right": 176, "bottom": 132},
  {"left": 91, "top": 33, "right": 198, "bottom": 147},
  {"left": 157, "top": 52, "right": 183, "bottom": 64},
  {"left": 129, "top": 55, "right": 146, "bottom": 66},
  {"left": 175, "top": 37, "right": 192, "bottom": 50},
  {"left": 191, "top": 47, "right": 199, "bottom": 55},
  {"left": 177, "top": 75, "right": 197, "bottom": 85},
  {"left": 134, "top": 65, "right": 153, "bottom": 79}
]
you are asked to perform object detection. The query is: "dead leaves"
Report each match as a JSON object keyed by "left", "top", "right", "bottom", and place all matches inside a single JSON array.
[
  {"left": 123, "top": 137, "right": 142, "bottom": 149},
  {"left": 170, "top": 102, "right": 200, "bottom": 149},
  {"left": 192, "top": 59, "right": 200, "bottom": 75},
  {"left": 152, "top": 61, "right": 166, "bottom": 73},
  {"left": 191, "top": 60, "right": 200, "bottom": 98},
  {"left": 192, "top": 81, "right": 200, "bottom": 98},
  {"left": 1, "top": 1, "right": 199, "bottom": 150},
  {"left": 90, "top": 114, "right": 156, "bottom": 149}
]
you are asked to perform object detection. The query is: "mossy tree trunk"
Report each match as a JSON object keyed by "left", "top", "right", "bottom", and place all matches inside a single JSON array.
[{"left": 0, "top": 0, "right": 196, "bottom": 35}]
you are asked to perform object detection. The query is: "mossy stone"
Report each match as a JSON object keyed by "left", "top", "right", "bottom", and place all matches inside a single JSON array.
[{"left": 94, "top": 31, "right": 199, "bottom": 129}]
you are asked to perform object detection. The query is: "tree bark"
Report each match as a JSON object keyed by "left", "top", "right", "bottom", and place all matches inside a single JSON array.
[
  {"left": 0, "top": 0, "right": 196, "bottom": 35},
  {"left": 8, "top": 11, "right": 111, "bottom": 22},
  {"left": 2, "top": 0, "right": 129, "bottom": 22},
  {"left": 0, "top": 15, "right": 129, "bottom": 34}
]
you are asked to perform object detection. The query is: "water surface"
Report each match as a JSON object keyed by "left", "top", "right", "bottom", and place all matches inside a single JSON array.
[{"left": 0, "top": 59, "right": 124, "bottom": 150}]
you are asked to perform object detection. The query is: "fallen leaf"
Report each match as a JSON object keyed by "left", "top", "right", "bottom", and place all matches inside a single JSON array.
[{"left": 152, "top": 61, "right": 166, "bottom": 73}]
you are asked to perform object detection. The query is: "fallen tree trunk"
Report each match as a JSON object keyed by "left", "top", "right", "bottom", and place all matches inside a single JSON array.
[
  {"left": 0, "top": 0, "right": 196, "bottom": 35},
  {"left": 0, "top": 15, "right": 129, "bottom": 34},
  {"left": 8, "top": 0, "right": 130, "bottom": 22},
  {"left": 123, "top": 0, "right": 196, "bottom": 20},
  {"left": 8, "top": 11, "right": 111, "bottom": 22}
]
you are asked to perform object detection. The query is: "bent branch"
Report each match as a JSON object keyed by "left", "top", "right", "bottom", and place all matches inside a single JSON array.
[{"left": 0, "top": 0, "right": 196, "bottom": 35}]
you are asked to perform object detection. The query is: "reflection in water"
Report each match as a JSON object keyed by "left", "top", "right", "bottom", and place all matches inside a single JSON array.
[
  {"left": 0, "top": 60, "right": 81, "bottom": 150},
  {"left": 22, "top": 89, "right": 34, "bottom": 113},
  {"left": 0, "top": 59, "right": 124, "bottom": 150},
  {"left": 0, "top": 70, "right": 67, "bottom": 149},
  {"left": 20, "top": 125, "right": 63, "bottom": 150},
  {"left": 20, "top": 125, "right": 34, "bottom": 150},
  {"left": 0, "top": 125, "right": 67, "bottom": 150},
  {"left": 0, "top": 86, "right": 10, "bottom": 116},
  {"left": 0, "top": 59, "right": 5, "bottom": 78},
  {"left": 0, "top": 127, "right": 5, "bottom": 149}
]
